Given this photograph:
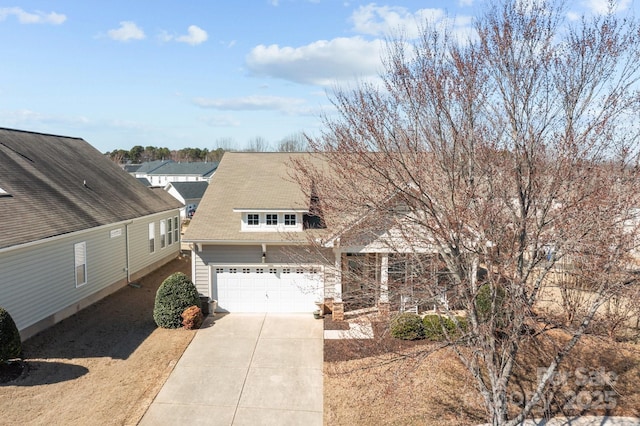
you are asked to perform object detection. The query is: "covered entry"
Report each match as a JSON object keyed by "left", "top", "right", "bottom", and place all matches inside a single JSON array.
[{"left": 211, "top": 265, "right": 323, "bottom": 313}]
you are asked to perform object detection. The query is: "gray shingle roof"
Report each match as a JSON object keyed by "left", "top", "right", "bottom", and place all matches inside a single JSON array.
[
  {"left": 135, "top": 160, "right": 174, "bottom": 173},
  {"left": 168, "top": 181, "right": 209, "bottom": 200},
  {"left": 147, "top": 162, "right": 218, "bottom": 177},
  {"left": 0, "top": 128, "right": 182, "bottom": 249}
]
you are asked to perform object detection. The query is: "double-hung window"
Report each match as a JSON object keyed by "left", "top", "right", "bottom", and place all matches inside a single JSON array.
[
  {"left": 149, "top": 222, "right": 155, "bottom": 253},
  {"left": 160, "top": 220, "right": 166, "bottom": 248},
  {"left": 167, "top": 219, "right": 173, "bottom": 245},
  {"left": 173, "top": 217, "right": 179, "bottom": 243},
  {"left": 74, "top": 242, "right": 87, "bottom": 287}
]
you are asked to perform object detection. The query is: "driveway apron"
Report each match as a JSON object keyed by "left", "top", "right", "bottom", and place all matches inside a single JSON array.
[{"left": 139, "top": 313, "right": 324, "bottom": 425}]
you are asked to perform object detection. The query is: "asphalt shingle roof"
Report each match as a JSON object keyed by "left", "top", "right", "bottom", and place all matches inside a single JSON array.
[
  {"left": 0, "top": 128, "right": 182, "bottom": 249},
  {"left": 148, "top": 162, "right": 218, "bottom": 177},
  {"left": 168, "top": 181, "right": 209, "bottom": 200},
  {"left": 183, "top": 152, "right": 327, "bottom": 243}
]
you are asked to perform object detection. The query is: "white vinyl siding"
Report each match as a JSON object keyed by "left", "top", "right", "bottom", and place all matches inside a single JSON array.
[
  {"left": 0, "top": 210, "right": 180, "bottom": 338},
  {"left": 74, "top": 242, "right": 87, "bottom": 287}
]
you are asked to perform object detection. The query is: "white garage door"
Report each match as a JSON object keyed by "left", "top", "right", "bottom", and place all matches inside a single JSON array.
[{"left": 213, "top": 266, "right": 323, "bottom": 313}]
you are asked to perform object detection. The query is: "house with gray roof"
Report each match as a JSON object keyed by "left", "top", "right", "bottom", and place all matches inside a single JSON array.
[
  {"left": 0, "top": 128, "right": 182, "bottom": 340},
  {"left": 165, "top": 181, "right": 209, "bottom": 219},
  {"left": 137, "top": 161, "right": 218, "bottom": 187},
  {"left": 183, "top": 152, "right": 439, "bottom": 319}
]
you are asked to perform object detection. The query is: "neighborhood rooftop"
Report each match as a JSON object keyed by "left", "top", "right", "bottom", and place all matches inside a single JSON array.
[{"left": 0, "top": 127, "right": 181, "bottom": 250}]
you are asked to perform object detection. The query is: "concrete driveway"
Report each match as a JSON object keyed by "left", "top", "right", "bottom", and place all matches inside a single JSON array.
[{"left": 139, "top": 313, "right": 323, "bottom": 425}]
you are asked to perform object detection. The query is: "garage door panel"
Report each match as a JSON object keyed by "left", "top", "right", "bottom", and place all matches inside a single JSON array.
[{"left": 213, "top": 267, "right": 323, "bottom": 313}]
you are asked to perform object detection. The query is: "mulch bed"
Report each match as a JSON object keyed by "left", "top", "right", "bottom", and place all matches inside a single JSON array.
[{"left": 324, "top": 319, "right": 433, "bottom": 362}]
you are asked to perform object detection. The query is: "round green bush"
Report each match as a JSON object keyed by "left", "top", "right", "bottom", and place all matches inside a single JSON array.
[
  {"left": 422, "top": 314, "right": 468, "bottom": 341},
  {"left": 0, "top": 307, "right": 22, "bottom": 363},
  {"left": 390, "top": 312, "right": 425, "bottom": 340},
  {"left": 153, "top": 273, "right": 201, "bottom": 329}
]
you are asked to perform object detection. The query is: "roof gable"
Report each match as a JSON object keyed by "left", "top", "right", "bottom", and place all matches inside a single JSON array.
[
  {"left": 167, "top": 181, "right": 209, "bottom": 199},
  {"left": 0, "top": 128, "right": 181, "bottom": 249},
  {"left": 183, "top": 152, "right": 326, "bottom": 242}
]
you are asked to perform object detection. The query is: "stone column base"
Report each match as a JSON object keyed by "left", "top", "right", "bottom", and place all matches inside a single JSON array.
[{"left": 332, "top": 301, "right": 344, "bottom": 321}]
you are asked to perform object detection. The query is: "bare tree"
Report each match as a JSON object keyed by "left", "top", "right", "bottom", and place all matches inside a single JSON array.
[
  {"left": 277, "top": 132, "right": 309, "bottom": 152},
  {"left": 246, "top": 136, "right": 271, "bottom": 152},
  {"left": 296, "top": 1, "right": 640, "bottom": 424}
]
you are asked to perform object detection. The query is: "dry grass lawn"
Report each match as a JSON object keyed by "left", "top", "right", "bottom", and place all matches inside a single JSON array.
[
  {"left": 324, "top": 322, "right": 640, "bottom": 425},
  {"left": 0, "top": 255, "right": 195, "bottom": 425}
]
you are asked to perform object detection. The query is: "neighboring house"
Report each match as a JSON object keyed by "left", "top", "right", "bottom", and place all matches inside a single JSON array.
[
  {"left": 0, "top": 128, "right": 182, "bottom": 340},
  {"left": 145, "top": 161, "right": 218, "bottom": 186},
  {"left": 136, "top": 177, "right": 152, "bottom": 187},
  {"left": 164, "top": 181, "right": 209, "bottom": 219},
  {"left": 183, "top": 152, "right": 439, "bottom": 320},
  {"left": 122, "top": 163, "right": 142, "bottom": 174},
  {"left": 132, "top": 159, "right": 174, "bottom": 181}
]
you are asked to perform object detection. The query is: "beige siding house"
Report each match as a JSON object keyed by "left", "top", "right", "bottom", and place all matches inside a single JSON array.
[
  {"left": 0, "top": 128, "right": 182, "bottom": 340},
  {"left": 183, "top": 152, "right": 439, "bottom": 319}
]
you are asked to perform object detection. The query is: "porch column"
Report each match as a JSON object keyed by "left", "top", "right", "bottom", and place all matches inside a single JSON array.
[
  {"left": 378, "top": 253, "right": 390, "bottom": 317},
  {"left": 332, "top": 248, "right": 344, "bottom": 320},
  {"left": 380, "top": 253, "right": 389, "bottom": 303}
]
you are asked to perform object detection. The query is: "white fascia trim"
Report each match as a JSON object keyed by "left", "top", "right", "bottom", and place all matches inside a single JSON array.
[
  {"left": 233, "top": 208, "right": 309, "bottom": 213},
  {"left": 183, "top": 239, "right": 310, "bottom": 245}
]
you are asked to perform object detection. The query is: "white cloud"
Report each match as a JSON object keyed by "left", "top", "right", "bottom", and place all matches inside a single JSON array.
[
  {"left": 107, "top": 21, "right": 145, "bottom": 42},
  {"left": 246, "top": 36, "right": 384, "bottom": 86},
  {"left": 350, "top": 4, "right": 445, "bottom": 38},
  {"left": 159, "top": 25, "right": 208, "bottom": 45},
  {"left": 583, "top": 0, "right": 631, "bottom": 14},
  {"left": 176, "top": 25, "right": 208, "bottom": 45},
  {"left": 0, "top": 7, "right": 66, "bottom": 24},
  {"left": 193, "top": 95, "right": 308, "bottom": 113},
  {"left": 200, "top": 115, "right": 241, "bottom": 127}
]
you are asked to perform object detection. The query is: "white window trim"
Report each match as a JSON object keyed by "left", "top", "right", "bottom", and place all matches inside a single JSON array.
[
  {"left": 149, "top": 222, "right": 155, "bottom": 253},
  {"left": 240, "top": 212, "right": 304, "bottom": 232},
  {"left": 74, "top": 242, "right": 87, "bottom": 287},
  {"left": 160, "top": 219, "right": 166, "bottom": 249},
  {"left": 284, "top": 213, "right": 297, "bottom": 227}
]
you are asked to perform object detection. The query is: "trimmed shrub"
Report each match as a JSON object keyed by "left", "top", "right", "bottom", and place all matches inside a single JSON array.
[
  {"left": 422, "top": 314, "right": 468, "bottom": 341},
  {"left": 181, "top": 306, "right": 204, "bottom": 330},
  {"left": 390, "top": 312, "right": 425, "bottom": 340},
  {"left": 0, "top": 307, "right": 22, "bottom": 363},
  {"left": 153, "top": 273, "right": 201, "bottom": 329}
]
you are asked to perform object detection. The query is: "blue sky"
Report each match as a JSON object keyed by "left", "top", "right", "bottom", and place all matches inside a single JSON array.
[{"left": 0, "top": 0, "right": 636, "bottom": 153}]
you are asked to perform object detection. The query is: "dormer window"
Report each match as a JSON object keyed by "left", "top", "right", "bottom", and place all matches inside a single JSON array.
[
  {"left": 247, "top": 214, "right": 259, "bottom": 226},
  {"left": 284, "top": 214, "right": 296, "bottom": 226},
  {"left": 266, "top": 214, "right": 278, "bottom": 226},
  {"left": 237, "top": 210, "right": 304, "bottom": 232}
]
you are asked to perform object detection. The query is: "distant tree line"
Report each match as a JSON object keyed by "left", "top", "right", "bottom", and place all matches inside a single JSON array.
[{"left": 105, "top": 133, "right": 309, "bottom": 164}]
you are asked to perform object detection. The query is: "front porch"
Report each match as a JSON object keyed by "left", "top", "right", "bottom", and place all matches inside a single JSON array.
[{"left": 328, "top": 251, "right": 446, "bottom": 320}]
